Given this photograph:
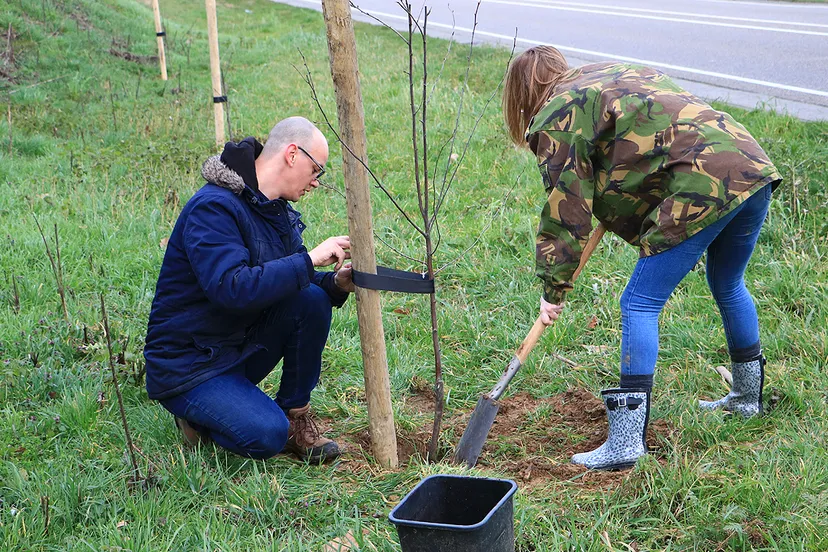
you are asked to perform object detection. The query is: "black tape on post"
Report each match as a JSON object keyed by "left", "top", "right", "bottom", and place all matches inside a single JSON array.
[
  {"left": 352, "top": 266, "right": 434, "bottom": 294},
  {"left": 213, "top": 95, "right": 228, "bottom": 103},
  {"left": 156, "top": 31, "right": 166, "bottom": 37}
]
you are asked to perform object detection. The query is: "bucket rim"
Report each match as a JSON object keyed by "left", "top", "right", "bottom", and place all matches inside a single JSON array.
[{"left": 388, "top": 474, "right": 518, "bottom": 532}]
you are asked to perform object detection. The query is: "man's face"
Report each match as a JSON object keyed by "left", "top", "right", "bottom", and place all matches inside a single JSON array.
[{"left": 288, "top": 138, "right": 328, "bottom": 201}]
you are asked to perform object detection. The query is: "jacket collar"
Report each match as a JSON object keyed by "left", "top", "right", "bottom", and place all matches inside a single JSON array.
[
  {"left": 200, "top": 138, "right": 304, "bottom": 221},
  {"left": 201, "top": 136, "right": 266, "bottom": 197}
]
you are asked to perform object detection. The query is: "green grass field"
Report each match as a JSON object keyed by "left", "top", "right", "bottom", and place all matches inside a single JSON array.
[{"left": 1, "top": 0, "right": 827, "bottom": 549}]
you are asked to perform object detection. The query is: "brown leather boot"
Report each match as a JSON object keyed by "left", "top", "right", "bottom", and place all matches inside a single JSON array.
[
  {"left": 284, "top": 404, "right": 341, "bottom": 463},
  {"left": 174, "top": 416, "right": 209, "bottom": 447}
]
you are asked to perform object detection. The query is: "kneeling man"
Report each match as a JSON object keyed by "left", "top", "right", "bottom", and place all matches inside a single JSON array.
[{"left": 144, "top": 117, "right": 353, "bottom": 463}]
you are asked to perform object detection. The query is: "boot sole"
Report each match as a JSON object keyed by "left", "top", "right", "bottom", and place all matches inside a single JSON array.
[
  {"left": 576, "top": 460, "right": 638, "bottom": 471},
  {"left": 284, "top": 444, "right": 341, "bottom": 464}
]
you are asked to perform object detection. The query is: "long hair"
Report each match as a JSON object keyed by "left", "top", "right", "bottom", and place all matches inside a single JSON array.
[{"left": 502, "top": 46, "right": 569, "bottom": 147}]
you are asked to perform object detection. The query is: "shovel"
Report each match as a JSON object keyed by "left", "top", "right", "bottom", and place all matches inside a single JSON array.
[{"left": 453, "top": 224, "right": 606, "bottom": 468}]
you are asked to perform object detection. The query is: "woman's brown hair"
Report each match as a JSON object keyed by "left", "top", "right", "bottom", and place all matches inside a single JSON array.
[{"left": 502, "top": 46, "right": 569, "bottom": 146}]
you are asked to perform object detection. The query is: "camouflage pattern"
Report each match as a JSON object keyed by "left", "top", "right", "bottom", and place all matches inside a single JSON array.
[{"left": 527, "top": 62, "right": 782, "bottom": 303}]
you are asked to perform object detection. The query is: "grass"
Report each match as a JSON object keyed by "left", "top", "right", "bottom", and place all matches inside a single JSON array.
[{"left": 1, "top": 0, "right": 827, "bottom": 549}]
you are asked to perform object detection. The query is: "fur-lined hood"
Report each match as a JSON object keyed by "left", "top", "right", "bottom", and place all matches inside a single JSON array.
[
  {"left": 200, "top": 136, "right": 264, "bottom": 195},
  {"left": 201, "top": 155, "right": 246, "bottom": 194}
]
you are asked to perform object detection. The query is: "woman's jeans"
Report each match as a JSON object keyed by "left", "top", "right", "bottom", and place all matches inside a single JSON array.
[
  {"left": 160, "top": 284, "right": 333, "bottom": 459},
  {"left": 620, "top": 185, "right": 772, "bottom": 378}
]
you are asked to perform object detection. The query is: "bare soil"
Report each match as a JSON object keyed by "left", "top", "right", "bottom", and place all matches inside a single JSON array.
[{"left": 328, "top": 387, "right": 675, "bottom": 490}]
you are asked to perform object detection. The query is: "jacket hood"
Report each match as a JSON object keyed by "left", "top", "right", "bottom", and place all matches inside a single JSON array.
[{"left": 201, "top": 137, "right": 263, "bottom": 194}]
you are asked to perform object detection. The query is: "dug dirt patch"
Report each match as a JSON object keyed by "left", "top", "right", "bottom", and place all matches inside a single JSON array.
[{"left": 331, "top": 387, "right": 675, "bottom": 490}]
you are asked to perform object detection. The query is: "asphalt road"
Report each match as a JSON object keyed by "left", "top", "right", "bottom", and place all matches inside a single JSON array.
[{"left": 273, "top": 0, "right": 828, "bottom": 121}]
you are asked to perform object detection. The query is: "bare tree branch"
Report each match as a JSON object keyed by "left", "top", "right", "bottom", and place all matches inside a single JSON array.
[
  {"left": 374, "top": 232, "right": 426, "bottom": 267},
  {"left": 433, "top": 29, "right": 517, "bottom": 225},
  {"left": 404, "top": 1, "right": 425, "bottom": 219},
  {"left": 428, "top": 9, "right": 456, "bottom": 100},
  {"left": 319, "top": 179, "right": 346, "bottom": 199},
  {"left": 294, "top": 51, "right": 426, "bottom": 237},
  {"left": 33, "top": 215, "right": 69, "bottom": 322},
  {"left": 350, "top": 1, "right": 408, "bottom": 44},
  {"left": 100, "top": 293, "right": 142, "bottom": 486},
  {"left": 437, "top": 1, "right": 480, "bottom": 205},
  {"left": 421, "top": 7, "right": 431, "bottom": 232},
  {"left": 435, "top": 171, "right": 521, "bottom": 275},
  {"left": 398, "top": 0, "right": 426, "bottom": 37}
]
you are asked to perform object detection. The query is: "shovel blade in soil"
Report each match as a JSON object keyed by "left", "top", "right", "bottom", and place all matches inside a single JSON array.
[{"left": 453, "top": 395, "right": 500, "bottom": 468}]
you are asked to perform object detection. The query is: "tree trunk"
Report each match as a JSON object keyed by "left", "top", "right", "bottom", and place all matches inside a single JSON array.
[{"left": 425, "top": 236, "right": 444, "bottom": 461}]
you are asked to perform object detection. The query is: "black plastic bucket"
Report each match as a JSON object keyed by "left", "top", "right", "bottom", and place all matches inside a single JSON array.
[{"left": 388, "top": 474, "right": 518, "bottom": 552}]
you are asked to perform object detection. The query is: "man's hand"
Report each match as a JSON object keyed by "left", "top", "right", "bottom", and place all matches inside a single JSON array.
[
  {"left": 309, "top": 236, "right": 351, "bottom": 270},
  {"left": 540, "top": 296, "right": 563, "bottom": 326},
  {"left": 334, "top": 263, "right": 355, "bottom": 293}
]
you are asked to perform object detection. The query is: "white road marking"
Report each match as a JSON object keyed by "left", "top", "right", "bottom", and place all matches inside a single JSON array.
[
  {"left": 484, "top": 0, "right": 828, "bottom": 37},
  {"left": 515, "top": 0, "right": 828, "bottom": 29},
  {"left": 292, "top": 0, "right": 828, "bottom": 99},
  {"left": 690, "top": 0, "right": 828, "bottom": 9}
]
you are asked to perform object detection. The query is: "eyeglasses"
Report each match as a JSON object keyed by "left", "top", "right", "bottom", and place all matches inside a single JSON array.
[{"left": 296, "top": 145, "right": 326, "bottom": 181}]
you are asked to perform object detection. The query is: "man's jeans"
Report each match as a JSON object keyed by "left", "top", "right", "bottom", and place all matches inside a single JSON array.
[
  {"left": 620, "top": 185, "right": 772, "bottom": 377},
  {"left": 160, "top": 284, "right": 333, "bottom": 458}
]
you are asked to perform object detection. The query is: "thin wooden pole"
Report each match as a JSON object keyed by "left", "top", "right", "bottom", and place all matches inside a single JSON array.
[
  {"left": 150, "top": 0, "right": 168, "bottom": 81},
  {"left": 205, "top": 0, "right": 225, "bottom": 147},
  {"left": 322, "top": 0, "right": 398, "bottom": 468}
]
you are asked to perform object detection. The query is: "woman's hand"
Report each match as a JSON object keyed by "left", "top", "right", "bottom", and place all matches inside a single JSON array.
[
  {"left": 539, "top": 296, "right": 564, "bottom": 326},
  {"left": 334, "top": 263, "right": 355, "bottom": 293}
]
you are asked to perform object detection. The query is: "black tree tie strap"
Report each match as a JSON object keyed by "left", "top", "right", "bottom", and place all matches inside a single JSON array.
[
  {"left": 156, "top": 31, "right": 166, "bottom": 37},
  {"left": 352, "top": 266, "right": 434, "bottom": 294},
  {"left": 213, "top": 95, "right": 228, "bottom": 103}
]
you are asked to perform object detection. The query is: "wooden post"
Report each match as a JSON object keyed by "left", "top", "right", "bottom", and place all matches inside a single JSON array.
[
  {"left": 322, "top": 0, "right": 398, "bottom": 468},
  {"left": 205, "top": 0, "right": 225, "bottom": 147},
  {"left": 150, "top": 0, "right": 167, "bottom": 80}
]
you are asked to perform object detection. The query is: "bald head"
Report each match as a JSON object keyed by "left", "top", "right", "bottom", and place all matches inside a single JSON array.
[
  {"left": 261, "top": 116, "right": 324, "bottom": 160},
  {"left": 255, "top": 116, "right": 329, "bottom": 202}
]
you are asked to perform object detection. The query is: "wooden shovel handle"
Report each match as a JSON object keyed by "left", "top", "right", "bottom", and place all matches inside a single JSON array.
[{"left": 515, "top": 224, "right": 606, "bottom": 364}]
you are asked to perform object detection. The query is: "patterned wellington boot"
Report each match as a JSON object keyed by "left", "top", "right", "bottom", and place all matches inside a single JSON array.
[
  {"left": 699, "top": 356, "right": 764, "bottom": 417},
  {"left": 571, "top": 388, "right": 650, "bottom": 470}
]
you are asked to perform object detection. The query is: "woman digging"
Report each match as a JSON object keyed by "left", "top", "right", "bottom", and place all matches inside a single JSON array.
[{"left": 502, "top": 46, "right": 781, "bottom": 470}]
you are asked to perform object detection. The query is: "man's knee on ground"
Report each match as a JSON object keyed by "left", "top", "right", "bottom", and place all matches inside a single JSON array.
[{"left": 235, "top": 415, "right": 290, "bottom": 459}]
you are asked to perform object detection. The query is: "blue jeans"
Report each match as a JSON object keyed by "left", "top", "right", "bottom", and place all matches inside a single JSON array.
[
  {"left": 620, "top": 185, "right": 772, "bottom": 377},
  {"left": 160, "top": 284, "right": 333, "bottom": 458}
]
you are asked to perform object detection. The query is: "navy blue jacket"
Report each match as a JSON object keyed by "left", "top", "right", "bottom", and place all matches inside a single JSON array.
[{"left": 144, "top": 138, "right": 347, "bottom": 400}]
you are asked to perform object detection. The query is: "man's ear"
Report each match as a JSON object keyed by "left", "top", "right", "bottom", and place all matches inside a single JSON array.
[{"left": 285, "top": 143, "right": 298, "bottom": 167}]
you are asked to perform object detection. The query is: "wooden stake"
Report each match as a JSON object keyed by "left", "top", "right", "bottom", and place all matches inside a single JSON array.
[
  {"left": 204, "top": 0, "right": 225, "bottom": 147},
  {"left": 150, "top": 0, "right": 168, "bottom": 80},
  {"left": 322, "top": 0, "right": 398, "bottom": 468}
]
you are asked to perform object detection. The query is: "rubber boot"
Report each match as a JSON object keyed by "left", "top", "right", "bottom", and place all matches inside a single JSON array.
[
  {"left": 699, "top": 356, "right": 764, "bottom": 417},
  {"left": 571, "top": 388, "right": 649, "bottom": 470}
]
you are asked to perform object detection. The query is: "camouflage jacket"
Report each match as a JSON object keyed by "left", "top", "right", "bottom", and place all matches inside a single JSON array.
[{"left": 527, "top": 62, "right": 782, "bottom": 303}]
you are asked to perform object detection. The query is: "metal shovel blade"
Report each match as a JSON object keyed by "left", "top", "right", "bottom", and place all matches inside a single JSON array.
[{"left": 452, "top": 394, "right": 500, "bottom": 468}]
